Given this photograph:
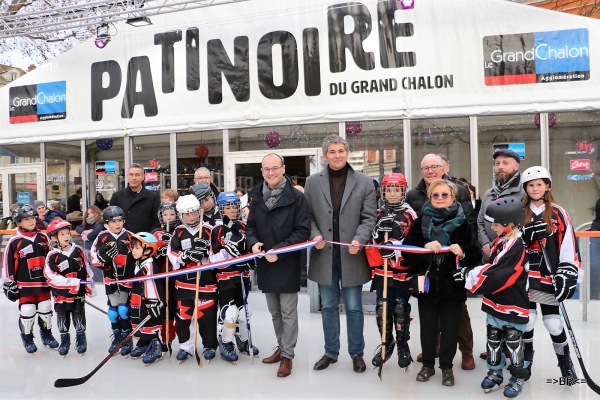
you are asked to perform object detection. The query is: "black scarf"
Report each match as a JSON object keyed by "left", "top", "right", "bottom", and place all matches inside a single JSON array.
[
  {"left": 421, "top": 201, "right": 465, "bottom": 245},
  {"left": 493, "top": 172, "right": 521, "bottom": 199}
]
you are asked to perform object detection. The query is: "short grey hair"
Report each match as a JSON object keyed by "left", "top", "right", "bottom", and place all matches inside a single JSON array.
[
  {"left": 321, "top": 134, "right": 349, "bottom": 154},
  {"left": 420, "top": 154, "right": 444, "bottom": 168},
  {"left": 129, "top": 163, "right": 144, "bottom": 173},
  {"left": 195, "top": 167, "right": 210, "bottom": 175},
  {"left": 438, "top": 154, "right": 450, "bottom": 166}
]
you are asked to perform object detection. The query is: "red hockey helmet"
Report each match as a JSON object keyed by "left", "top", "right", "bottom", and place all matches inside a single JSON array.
[
  {"left": 131, "top": 232, "right": 159, "bottom": 258},
  {"left": 47, "top": 220, "right": 72, "bottom": 238},
  {"left": 380, "top": 173, "right": 408, "bottom": 204}
]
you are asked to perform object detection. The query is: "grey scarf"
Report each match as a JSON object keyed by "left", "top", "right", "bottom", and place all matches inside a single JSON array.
[
  {"left": 493, "top": 172, "right": 521, "bottom": 199},
  {"left": 263, "top": 179, "right": 287, "bottom": 210}
]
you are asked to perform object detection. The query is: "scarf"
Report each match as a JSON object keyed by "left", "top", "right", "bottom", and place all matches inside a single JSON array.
[
  {"left": 263, "top": 179, "right": 287, "bottom": 210},
  {"left": 493, "top": 172, "right": 521, "bottom": 199},
  {"left": 421, "top": 201, "right": 465, "bottom": 245}
]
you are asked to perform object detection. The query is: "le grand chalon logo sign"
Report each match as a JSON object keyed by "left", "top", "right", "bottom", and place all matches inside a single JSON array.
[
  {"left": 9, "top": 81, "right": 66, "bottom": 124},
  {"left": 483, "top": 28, "right": 589, "bottom": 86}
]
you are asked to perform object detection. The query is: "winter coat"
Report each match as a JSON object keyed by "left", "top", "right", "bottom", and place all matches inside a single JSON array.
[
  {"left": 405, "top": 176, "right": 477, "bottom": 238},
  {"left": 477, "top": 177, "right": 525, "bottom": 248},
  {"left": 246, "top": 176, "right": 311, "bottom": 293},
  {"left": 75, "top": 222, "right": 105, "bottom": 250},
  {"left": 109, "top": 185, "right": 161, "bottom": 233},
  {"left": 402, "top": 214, "right": 480, "bottom": 304},
  {"left": 591, "top": 198, "right": 600, "bottom": 231},
  {"left": 67, "top": 194, "right": 81, "bottom": 213},
  {"left": 45, "top": 209, "right": 67, "bottom": 222},
  {"left": 304, "top": 164, "right": 377, "bottom": 287}
]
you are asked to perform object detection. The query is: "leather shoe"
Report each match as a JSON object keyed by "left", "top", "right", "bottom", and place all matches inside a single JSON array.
[
  {"left": 313, "top": 354, "right": 337, "bottom": 370},
  {"left": 461, "top": 353, "right": 475, "bottom": 370},
  {"left": 416, "top": 352, "right": 439, "bottom": 363},
  {"left": 277, "top": 357, "right": 292, "bottom": 377},
  {"left": 479, "top": 351, "right": 488, "bottom": 360},
  {"left": 262, "top": 347, "right": 281, "bottom": 364},
  {"left": 352, "top": 355, "right": 366, "bottom": 373}
]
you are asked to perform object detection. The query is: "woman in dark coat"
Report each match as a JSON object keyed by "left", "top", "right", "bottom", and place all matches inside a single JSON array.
[
  {"left": 402, "top": 179, "right": 480, "bottom": 387},
  {"left": 94, "top": 193, "right": 109, "bottom": 210}
]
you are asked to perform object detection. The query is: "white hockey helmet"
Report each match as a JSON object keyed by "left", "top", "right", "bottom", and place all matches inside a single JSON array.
[
  {"left": 176, "top": 194, "right": 201, "bottom": 228},
  {"left": 521, "top": 166, "right": 552, "bottom": 189}
]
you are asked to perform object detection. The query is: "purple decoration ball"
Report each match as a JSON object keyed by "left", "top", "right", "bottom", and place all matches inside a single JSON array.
[
  {"left": 96, "top": 138, "right": 113, "bottom": 150},
  {"left": 265, "top": 130, "right": 282, "bottom": 148},
  {"left": 534, "top": 113, "right": 556, "bottom": 128},
  {"left": 345, "top": 122, "right": 362, "bottom": 137}
]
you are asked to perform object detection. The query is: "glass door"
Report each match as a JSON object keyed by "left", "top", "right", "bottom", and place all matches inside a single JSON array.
[{"left": 0, "top": 164, "right": 44, "bottom": 219}]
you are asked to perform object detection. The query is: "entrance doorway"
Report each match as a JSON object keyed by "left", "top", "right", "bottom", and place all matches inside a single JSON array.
[{"left": 0, "top": 163, "right": 44, "bottom": 219}]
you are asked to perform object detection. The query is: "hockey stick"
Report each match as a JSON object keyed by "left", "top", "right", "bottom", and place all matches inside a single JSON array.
[
  {"left": 539, "top": 242, "right": 600, "bottom": 395},
  {"left": 54, "top": 314, "right": 152, "bottom": 388},
  {"left": 239, "top": 269, "right": 254, "bottom": 364},
  {"left": 80, "top": 298, "right": 108, "bottom": 315},
  {"left": 192, "top": 209, "right": 204, "bottom": 368},
  {"left": 378, "top": 230, "right": 389, "bottom": 381},
  {"left": 165, "top": 220, "right": 172, "bottom": 357}
]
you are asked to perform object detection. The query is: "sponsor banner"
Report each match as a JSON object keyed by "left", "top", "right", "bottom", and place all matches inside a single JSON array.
[
  {"left": 493, "top": 143, "right": 525, "bottom": 159},
  {"left": 483, "top": 28, "right": 589, "bottom": 86},
  {"left": 9, "top": 81, "right": 66, "bottom": 124},
  {"left": 567, "top": 174, "right": 594, "bottom": 181},
  {"left": 144, "top": 172, "right": 158, "bottom": 182},
  {"left": 95, "top": 160, "right": 116, "bottom": 175},
  {"left": 17, "top": 192, "right": 30, "bottom": 204},
  {"left": 570, "top": 159, "right": 590, "bottom": 171}
]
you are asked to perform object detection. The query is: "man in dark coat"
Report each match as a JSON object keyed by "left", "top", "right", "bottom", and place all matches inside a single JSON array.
[
  {"left": 67, "top": 188, "right": 82, "bottom": 213},
  {"left": 109, "top": 163, "right": 160, "bottom": 233},
  {"left": 246, "top": 153, "right": 311, "bottom": 378}
]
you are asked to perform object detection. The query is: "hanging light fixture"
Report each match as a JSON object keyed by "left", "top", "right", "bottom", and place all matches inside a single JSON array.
[
  {"left": 126, "top": 16, "right": 152, "bottom": 27},
  {"left": 95, "top": 23, "right": 111, "bottom": 49},
  {"left": 399, "top": 0, "right": 414, "bottom": 9}
]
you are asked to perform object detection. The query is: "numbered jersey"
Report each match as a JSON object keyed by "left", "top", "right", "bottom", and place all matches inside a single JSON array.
[
  {"left": 90, "top": 229, "right": 135, "bottom": 295},
  {"left": 44, "top": 245, "right": 97, "bottom": 303},
  {"left": 167, "top": 223, "right": 217, "bottom": 301},
  {"left": 2, "top": 229, "right": 52, "bottom": 296}
]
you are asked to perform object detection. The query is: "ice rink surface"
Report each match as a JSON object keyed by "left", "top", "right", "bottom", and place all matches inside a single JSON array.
[{"left": 0, "top": 287, "right": 599, "bottom": 400}]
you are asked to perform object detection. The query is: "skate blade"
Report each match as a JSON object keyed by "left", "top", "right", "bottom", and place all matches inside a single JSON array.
[
  {"left": 484, "top": 384, "right": 506, "bottom": 394},
  {"left": 44, "top": 345, "right": 58, "bottom": 351},
  {"left": 144, "top": 357, "right": 165, "bottom": 367}
]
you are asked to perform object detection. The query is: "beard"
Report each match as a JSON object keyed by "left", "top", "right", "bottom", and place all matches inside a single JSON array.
[{"left": 496, "top": 170, "right": 516, "bottom": 185}]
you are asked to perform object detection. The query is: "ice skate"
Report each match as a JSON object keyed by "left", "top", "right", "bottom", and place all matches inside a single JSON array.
[
  {"left": 58, "top": 333, "right": 70, "bottom": 357},
  {"left": 397, "top": 340, "right": 413, "bottom": 370},
  {"left": 176, "top": 349, "right": 192, "bottom": 364},
  {"left": 142, "top": 339, "right": 164, "bottom": 366},
  {"left": 130, "top": 342, "right": 148, "bottom": 359},
  {"left": 20, "top": 333, "right": 37, "bottom": 354},
  {"left": 219, "top": 337, "right": 238, "bottom": 364},
  {"left": 203, "top": 348, "right": 216, "bottom": 363},
  {"left": 557, "top": 349, "right": 577, "bottom": 386},
  {"left": 481, "top": 369, "right": 504, "bottom": 393},
  {"left": 503, "top": 376, "right": 524, "bottom": 398},
  {"left": 120, "top": 329, "right": 133, "bottom": 357},
  {"left": 108, "top": 329, "right": 121, "bottom": 353},
  {"left": 236, "top": 336, "right": 259, "bottom": 357},
  {"left": 40, "top": 328, "right": 59, "bottom": 349},
  {"left": 371, "top": 341, "right": 395, "bottom": 368},
  {"left": 75, "top": 330, "right": 87, "bottom": 355}
]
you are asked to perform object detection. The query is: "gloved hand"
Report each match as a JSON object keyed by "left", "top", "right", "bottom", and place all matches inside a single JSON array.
[
  {"left": 145, "top": 298, "right": 162, "bottom": 318},
  {"left": 374, "top": 215, "right": 394, "bottom": 240},
  {"left": 554, "top": 262, "right": 578, "bottom": 302},
  {"left": 3, "top": 280, "right": 19, "bottom": 302},
  {"left": 378, "top": 241, "right": 395, "bottom": 259},
  {"left": 97, "top": 242, "right": 118, "bottom": 263},
  {"left": 193, "top": 237, "right": 210, "bottom": 257},
  {"left": 160, "top": 232, "right": 172, "bottom": 245},
  {"left": 453, "top": 267, "right": 471, "bottom": 283},
  {"left": 224, "top": 234, "right": 246, "bottom": 258},
  {"left": 521, "top": 220, "right": 548, "bottom": 247},
  {"left": 155, "top": 246, "right": 168, "bottom": 258},
  {"left": 181, "top": 249, "right": 205, "bottom": 263}
]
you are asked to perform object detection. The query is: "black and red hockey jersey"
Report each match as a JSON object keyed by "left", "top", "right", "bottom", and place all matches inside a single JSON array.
[
  {"left": 523, "top": 203, "right": 582, "bottom": 296},
  {"left": 465, "top": 235, "right": 529, "bottom": 325},
  {"left": 44, "top": 244, "right": 97, "bottom": 303},
  {"left": 209, "top": 220, "right": 249, "bottom": 291},
  {"left": 167, "top": 223, "right": 217, "bottom": 301},
  {"left": 130, "top": 257, "right": 165, "bottom": 335},
  {"left": 152, "top": 223, "right": 179, "bottom": 273},
  {"left": 2, "top": 229, "right": 52, "bottom": 296},
  {"left": 366, "top": 204, "right": 417, "bottom": 288},
  {"left": 90, "top": 229, "right": 135, "bottom": 295},
  {"left": 203, "top": 209, "right": 222, "bottom": 228}
]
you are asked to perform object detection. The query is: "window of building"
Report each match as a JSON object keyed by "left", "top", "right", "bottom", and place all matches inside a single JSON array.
[
  {"left": 86, "top": 138, "right": 125, "bottom": 206},
  {"left": 132, "top": 134, "right": 171, "bottom": 198},
  {"left": 45, "top": 141, "right": 83, "bottom": 224},
  {"left": 176, "top": 131, "right": 224, "bottom": 196}
]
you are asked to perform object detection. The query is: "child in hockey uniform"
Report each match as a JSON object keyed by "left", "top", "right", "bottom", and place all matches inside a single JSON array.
[
  {"left": 365, "top": 173, "right": 416, "bottom": 369},
  {"left": 151, "top": 201, "right": 180, "bottom": 349},
  {"left": 44, "top": 220, "right": 97, "bottom": 356},
  {"left": 454, "top": 198, "right": 529, "bottom": 398},
  {"left": 2, "top": 205, "right": 59, "bottom": 353},
  {"left": 90, "top": 206, "right": 136, "bottom": 355},
  {"left": 189, "top": 182, "right": 222, "bottom": 227},
  {"left": 210, "top": 191, "right": 259, "bottom": 363},
  {"left": 168, "top": 194, "right": 218, "bottom": 363},
  {"left": 128, "top": 232, "right": 166, "bottom": 365},
  {"left": 519, "top": 166, "right": 581, "bottom": 384}
]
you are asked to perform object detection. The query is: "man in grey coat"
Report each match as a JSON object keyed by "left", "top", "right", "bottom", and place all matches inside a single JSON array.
[{"left": 304, "top": 135, "right": 376, "bottom": 373}]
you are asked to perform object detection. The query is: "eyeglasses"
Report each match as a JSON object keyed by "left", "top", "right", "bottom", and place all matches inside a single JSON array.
[
  {"left": 194, "top": 176, "right": 210, "bottom": 181},
  {"left": 261, "top": 166, "right": 282, "bottom": 174},
  {"left": 421, "top": 165, "right": 442, "bottom": 172},
  {"left": 431, "top": 192, "right": 450, "bottom": 200}
]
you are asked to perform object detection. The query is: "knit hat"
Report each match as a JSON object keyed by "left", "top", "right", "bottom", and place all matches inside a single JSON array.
[{"left": 33, "top": 200, "right": 46, "bottom": 209}]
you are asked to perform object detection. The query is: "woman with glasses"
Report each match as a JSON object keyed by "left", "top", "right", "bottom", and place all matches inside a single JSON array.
[{"left": 402, "top": 179, "right": 480, "bottom": 387}]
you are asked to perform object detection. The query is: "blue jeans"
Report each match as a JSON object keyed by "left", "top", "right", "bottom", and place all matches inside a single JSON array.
[
  {"left": 485, "top": 314, "right": 527, "bottom": 371},
  {"left": 318, "top": 259, "right": 364, "bottom": 359}
]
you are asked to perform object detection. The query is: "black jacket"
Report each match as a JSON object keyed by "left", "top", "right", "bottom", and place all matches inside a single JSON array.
[
  {"left": 405, "top": 177, "right": 477, "bottom": 237},
  {"left": 592, "top": 198, "right": 600, "bottom": 231},
  {"left": 109, "top": 185, "right": 160, "bottom": 233},
  {"left": 246, "top": 176, "right": 311, "bottom": 293},
  {"left": 67, "top": 194, "right": 81, "bottom": 213},
  {"left": 402, "top": 215, "right": 480, "bottom": 304}
]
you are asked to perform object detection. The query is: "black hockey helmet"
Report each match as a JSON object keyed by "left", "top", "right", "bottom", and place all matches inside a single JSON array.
[
  {"left": 12, "top": 205, "right": 38, "bottom": 224},
  {"left": 103, "top": 206, "right": 124, "bottom": 223},
  {"left": 189, "top": 182, "right": 215, "bottom": 203},
  {"left": 484, "top": 197, "right": 525, "bottom": 227},
  {"left": 158, "top": 201, "right": 180, "bottom": 229}
]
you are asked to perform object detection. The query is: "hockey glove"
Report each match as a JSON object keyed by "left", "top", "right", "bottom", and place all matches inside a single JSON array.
[
  {"left": 2, "top": 280, "right": 19, "bottom": 302},
  {"left": 97, "top": 242, "right": 118, "bottom": 263},
  {"left": 554, "top": 262, "right": 578, "bottom": 302},
  {"left": 521, "top": 220, "right": 548, "bottom": 247},
  {"left": 160, "top": 232, "right": 172, "bottom": 245},
  {"left": 378, "top": 241, "right": 395, "bottom": 259},
  {"left": 193, "top": 237, "right": 210, "bottom": 256},
  {"left": 181, "top": 249, "right": 205, "bottom": 263},
  {"left": 374, "top": 215, "right": 394, "bottom": 240},
  {"left": 453, "top": 267, "right": 471, "bottom": 283},
  {"left": 224, "top": 234, "right": 246, "bottom": 258},
  {"left": 145, "top": 299, "right": 162, "bottom": 319}
]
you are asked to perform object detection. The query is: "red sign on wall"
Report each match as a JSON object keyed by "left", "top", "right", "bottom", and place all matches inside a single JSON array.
[{"left": 570, "top": 159, "right": 590, "bottom": 171}]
